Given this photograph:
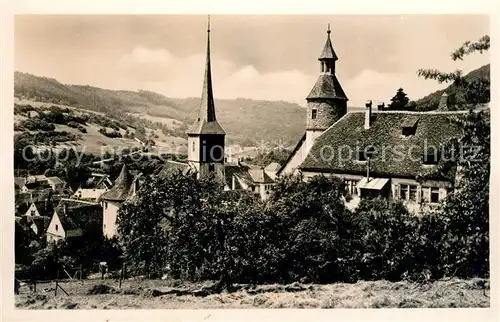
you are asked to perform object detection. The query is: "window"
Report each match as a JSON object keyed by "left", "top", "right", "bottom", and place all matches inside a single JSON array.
[
  {"left": 357, "top": 146, "right": 376, "bottom": 161},
  {"left": 55, "top": 224, "right": 58, "bottom": 232},
  {"left": 345, "top": 180, "right": 358, "bottom": 196},
  {"left": 105, "top": 201, "right": 108, "bottom": 210},
  {"left": 409, "top": 185, "right": 418, "bottom": 201},
  {"left": 430, "top": 187, "right": 440, "bottom": 203},
  {"left": 422, "top": 187, "right": 430, "bottom": 203},
  {"left": 423, "top": 151, "right": 440, "bottom": 165},
  {"left": 311, "top": 109, "right": 317, "bottom": 119},
  {"left": 400, "top": 185, "right": 409, "bottom": 200},
  {"left": 31, "top": 210, "right": 35, "bottom": 216},
  {"left": 192, "top": 141, "right": 195, "bottom": 152}
]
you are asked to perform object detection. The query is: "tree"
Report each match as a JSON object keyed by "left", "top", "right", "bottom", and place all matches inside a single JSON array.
[
  {"left": 417, "top": 35, "right": 490, "bottom": 109},
  {"left": 388, "top": 88, "right": 411, "bottom": 110}
]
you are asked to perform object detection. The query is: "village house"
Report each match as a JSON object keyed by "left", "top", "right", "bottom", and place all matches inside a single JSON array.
[
  {"left": 46, "top": 199, "right": 103, "bottom": 244},
  {"left": 277, "top": 25, "right": 465, "bottom": 213},
  {"left": 99, "top": 164, "right": 141, "bottom": 238},
  {"left": 224, "top": 161, "right": 277, "bottom": 200},
  {"left": 15, "top": 174, "right": 68, "bottom": 194}
]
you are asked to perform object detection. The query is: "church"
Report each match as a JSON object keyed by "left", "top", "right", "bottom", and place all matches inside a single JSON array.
[{"left": 277, "top": 25, "right": 467, "bottom": 213}]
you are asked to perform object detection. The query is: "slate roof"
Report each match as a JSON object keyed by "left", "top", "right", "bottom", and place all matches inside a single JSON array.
[
  {"left": 30, "top": 201, "right": 55, "bottom": 217},
  {"left": 299, "top": 111, "right": 467, "bottom": 181},
  {"left": 248, "top": 168, "right": 275, "bottom": 184},
  {"left": 307, "top": 74, "right": 348, "bottom": 100},
  {"left": 187, "top": 25, "right": 226, "bottom": 136},
  {"left": 55, "top": 200, "right": 102, "bottom": 237},
  {"left": 100, "top": 164, "right": 133, "bottom": 202},
  {"left": 159, "top": 160, "right": 195, "bottom": 177},
  {"left": 46, "top": 176, "right": 65, "bottom": 186},
  {"left": 319, "top": 29, "right": 338, "bottom": 60}
]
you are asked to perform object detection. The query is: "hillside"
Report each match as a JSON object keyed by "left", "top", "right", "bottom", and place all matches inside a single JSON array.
[
  {"left": 416, "top": 64, "right": 490, "bottom": 111},
  {"left": 14, "top": 72, "right": 307, "bottom": 146}
]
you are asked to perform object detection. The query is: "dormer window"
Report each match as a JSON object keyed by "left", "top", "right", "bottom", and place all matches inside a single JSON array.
[
  {"left": 423, "top": 149, "right": 440, "bottom": 165},
  {"left": 357, "top": 146, "right": 376, "bottom": 161},
  {"left": 402, "top": 116, "right": 419, "bottom": 136},
  {"left": 311, "top": 109, "right": 317, "bottom": 119}
]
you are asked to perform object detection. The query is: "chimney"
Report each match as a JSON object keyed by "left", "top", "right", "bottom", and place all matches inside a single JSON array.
[
  {"left": 364, "top": 100, "right": 373, "bottom": 130},
  {"left": 232, "top": 175, "right": 236, "bottom": 190},
  {"left": 63, "top": 202, "right": 68, "bottom": 215},
  {"left": 377, "top": 102, "right": 385, "bottom": 110}
]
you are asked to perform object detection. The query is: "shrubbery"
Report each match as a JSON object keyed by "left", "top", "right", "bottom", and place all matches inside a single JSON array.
[
  {"left": 99, "top": 127, "right": 122, "bottom": 138},
  {"left": 117, "top": 168, "right": 488, "bottom": 285}
]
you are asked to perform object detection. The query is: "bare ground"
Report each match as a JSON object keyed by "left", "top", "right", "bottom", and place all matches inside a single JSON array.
[{"left": 15, "top": 278, "right": 489, "bottom": 309}]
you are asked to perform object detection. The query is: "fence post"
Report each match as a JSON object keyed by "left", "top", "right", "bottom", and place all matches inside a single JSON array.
[{"left": 119, "top": 262, "right": 125, "bottom": 289}]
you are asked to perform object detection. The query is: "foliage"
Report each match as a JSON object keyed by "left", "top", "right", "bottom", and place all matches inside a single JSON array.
[
  {"left": 99, "top": 127, "right": 122, "bottom": 138},
  {"left": 246, "top": 149, "right": 291, "bottom": 167},
  {"left": 417, "top": 35, "right": 490, "bottom": 110},
  {"left": 387, "top": 88, "right": 412, "bottom": 111}
]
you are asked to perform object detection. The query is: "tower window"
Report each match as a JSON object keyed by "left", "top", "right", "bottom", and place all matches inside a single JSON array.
[
  {"left": 192, "top": 141, "right": 195, "bottom": 152},
  {"left": 311, "top": 109, "right": 317, "bottom": 119}
]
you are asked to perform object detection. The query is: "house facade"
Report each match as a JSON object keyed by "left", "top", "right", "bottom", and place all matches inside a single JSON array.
[
  {"left": 99, "top": 164, "right": 139, "bottom": 238},
  {"left": 46, "top": 199, "right": 103, "bottom": 243},
  {"left": 278, "top": 26, "right": 465, "bottom": 213}
]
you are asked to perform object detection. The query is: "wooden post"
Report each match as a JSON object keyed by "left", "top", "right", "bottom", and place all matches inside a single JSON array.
[
  {"left": 119, "top": 262, "right": 125, "bottom": 289},
  {"left": 55, "top": 267, "right": 59, "bottom": 296}
]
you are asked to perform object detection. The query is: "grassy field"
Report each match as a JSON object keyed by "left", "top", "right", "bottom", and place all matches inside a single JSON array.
[{"left": 15, "top": 278, "right": 489, "bottom": 309}]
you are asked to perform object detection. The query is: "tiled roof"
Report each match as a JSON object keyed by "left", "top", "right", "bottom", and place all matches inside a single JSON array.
[
  {"left": 248, "top": 168, "right": 275, "bottom": 184},
  {"left": 319, "top": 32, "right": 338, "bottom": 60},
  {"left": 100, "top": 164, "right": 133, "bottom": 202},
  {"left": 188, "top": 118, "right": 226, "bottom": 135},
  {"left": 55, "top": 200, "right": 102, "bottom": 235},
  {"left": 159, "top": 160, "right": 194, "bottom": 177},
  {"left": 46, "top": 176, "right": 65, "bottom": 185},
  {"left": 307, "top": 74, "right": 348, "bottom": 100},
  {"left": 264, "top": 162, "right": 281, "bottom": 172},
  {"left": 300, "top": 111, "right": 467, "bottom": 181}
]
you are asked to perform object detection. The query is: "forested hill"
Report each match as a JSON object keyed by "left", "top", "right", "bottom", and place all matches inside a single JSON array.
[
  {"left": 416, "top": 64, "right": 490, "bottom": 111},
  {"left": 14, "top": 71, "right": 307, "bottom": 146}
]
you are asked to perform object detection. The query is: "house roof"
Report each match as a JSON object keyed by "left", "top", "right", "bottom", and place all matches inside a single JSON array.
[
  {"left": 30, "top": 201, "right": 55, "bottom": 217},
  {"left": 248, "top": 168, "right": 275, "bottom": 184},
  {"left": 299, "top": 111, "right": 467, "bottom": 181},
  {"left": 159, "top": 160, "right": 194, "bottom": 177},
  {"left": 276, "top": 133, "right": 306, "bottom": 177},
  {"left": 356, "top": 177, "right": 389, "bottom": 190},
  {"left": 15, "top": 177, "right": 26, "bottom": 189},
  {"left": 24, "top": 180, "right": 51, "bottom": 190},
  {"left": 46, "top": 176, "right": 65, "bottom": 185},
  {"left": 318, "top": 28, "right": 338, "bottom": 60},
  {"left": 306, "top": 74, "right": 348, "bottom": 101},
  {"left": 100, "top": 164, "right": 133, "bottom": 201},
  {"left": 72, "top": 188, "right": 107, "bottom": 200},
  {"left": 55, "top": 200, "right": 102, "bottom": 235},
  {"left": 264, "top": 162, "right": 281, "bottom": 172},
  {"left": 30, "top": 216, "right": 51, "bottom": 235}
]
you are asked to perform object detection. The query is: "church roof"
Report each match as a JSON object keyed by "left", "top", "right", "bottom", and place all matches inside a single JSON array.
[
  {"left": 100, "top": 164, "right": 133, "bottom": 201},
  {"left": 187, "top": 19, "right": 226, "bottom": 136},
  {"left": 319, "top": 27, "right": 338, "bottom": 60},
  {"left": 307, "top": 74, "right": 348, "bottom": 100},
  {"left": 299, "top": 111, "right": 468, "bottom": 181}
]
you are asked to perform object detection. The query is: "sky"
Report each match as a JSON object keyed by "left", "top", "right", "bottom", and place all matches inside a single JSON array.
[{"left": 15, "top": 15, "right": 490, "bottom": 107}]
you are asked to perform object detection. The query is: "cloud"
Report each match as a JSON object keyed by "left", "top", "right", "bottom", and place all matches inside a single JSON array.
[
  {"left": 344, "top": 69, "right": 448, "bottom": 107},
  {"left": 114, "top": 46, "right": 316, "bottom": 105}
]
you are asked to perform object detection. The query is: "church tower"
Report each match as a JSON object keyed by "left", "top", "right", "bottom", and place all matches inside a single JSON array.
[
  {"left": 187, "top": 17, "right": 226, "bottom": 183},
  {"left": 305, "top": 24, "right": 348, "bottom": 154}
]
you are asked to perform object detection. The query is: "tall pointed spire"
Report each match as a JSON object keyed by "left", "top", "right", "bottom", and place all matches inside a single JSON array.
[
  {"left": 319, "top": 23, "right": 338, "bottom": 61},
  {"left": 188, "top": 15, "right": 225, "bottom": 135}
]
